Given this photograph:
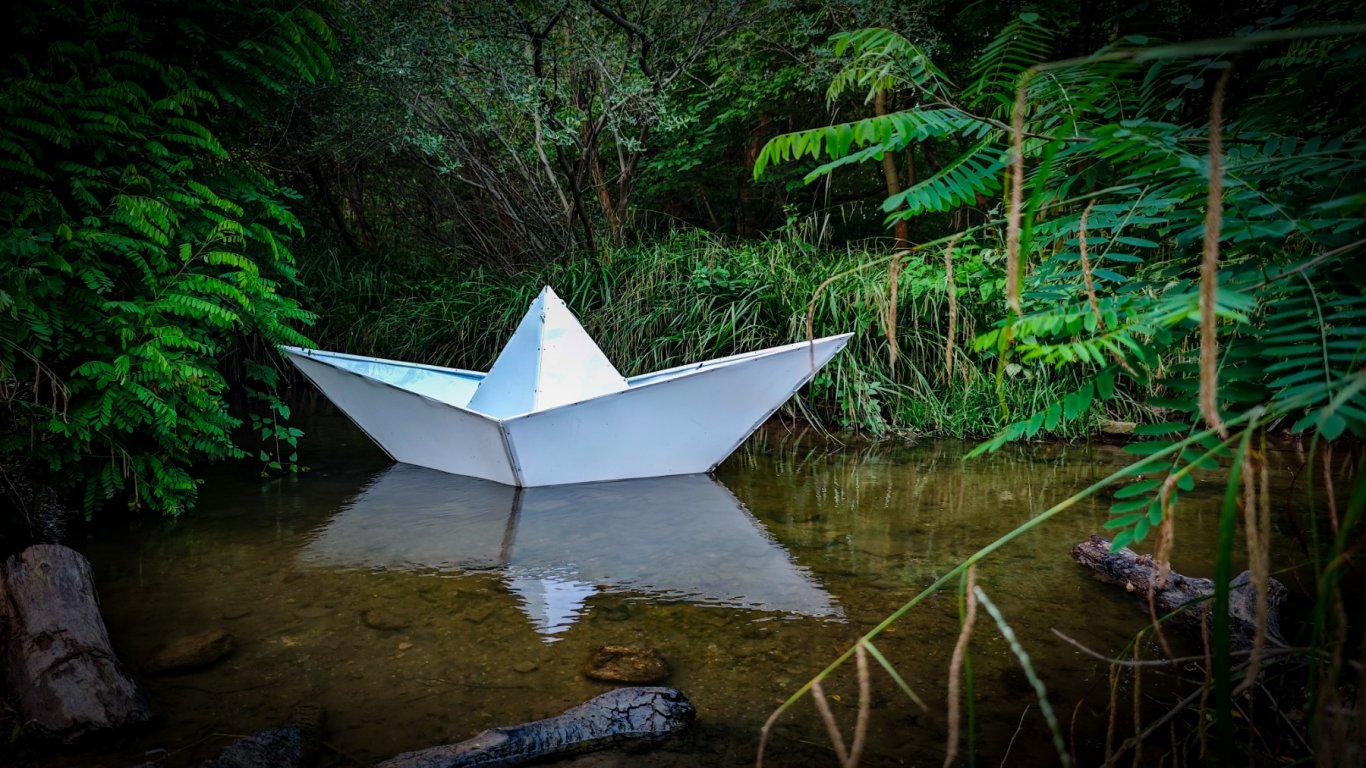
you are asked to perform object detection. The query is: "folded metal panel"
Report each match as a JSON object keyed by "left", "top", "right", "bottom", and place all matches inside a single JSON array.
[
  {"left": 281, "top": 346, "right": 484, "bottom": 408},
  {"left": 504, "top": 333, "right": 852, "bottom": 486},
  {"left": 285, "top": 352, "right": 516, "bottom": 485},
  {"left": 624, "top": 336, "right": 843, "bottom": 388},
  {"left": 467, "top": 287, "right": 628, "bottom": 417}
]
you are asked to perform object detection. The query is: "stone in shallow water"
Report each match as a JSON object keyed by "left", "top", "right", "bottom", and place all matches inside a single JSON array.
[
  {"left": 461, "top": 604, "right": 496, "bottom": 624},
  {"left": 595, "top": 600, "right": 632, "bottom": 622},
  {"left": 144, "top": 629, "right": 234, "bottom": 675},
  {"left": 583, "top": 645, "right": 670, "bottom": 684},
  {"left": 361, "top": 608, "right": 411, "bottom": 631},
  {"left": 295, "top": 605, "right": 331, "bottom": 619}
]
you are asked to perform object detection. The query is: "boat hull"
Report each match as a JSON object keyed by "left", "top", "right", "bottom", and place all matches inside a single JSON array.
[{"left": 283, "top": 333, "right": 851, "bottom": 486}]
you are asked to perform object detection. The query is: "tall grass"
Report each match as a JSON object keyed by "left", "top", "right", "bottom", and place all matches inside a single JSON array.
[{"left": 298, "top": 229, "right": 1123, "bottom": 438}]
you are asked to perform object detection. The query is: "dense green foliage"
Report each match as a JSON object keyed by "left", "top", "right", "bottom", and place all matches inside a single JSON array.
[
  {"left": 756, "top": 3, "right": 1366, "bottom": 546},
  {"left": 0, "top": 1, "right": 333, "bottom": 521},
  {"left": 0, "top": 0, "right": 1362, "bottom": 764},
  {"left": 754, "top": 3, "right": 1365, "bottom": 764},
  {"left": 0, "top": 0, "right": 1132, "bottom": 522},
  {"left": 304, "top": 229, "right": 1112, "bottom": 437}
]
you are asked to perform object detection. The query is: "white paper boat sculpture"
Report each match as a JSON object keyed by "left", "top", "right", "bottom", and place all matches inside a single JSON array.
[
  {"left": 283, "top": 286, "right": 852, "bottom": 486},
  {"left": 299, "top": 465, "right": 841, "bottom": 640}
]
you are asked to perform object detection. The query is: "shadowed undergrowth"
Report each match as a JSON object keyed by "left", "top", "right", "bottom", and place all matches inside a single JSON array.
[{"left": 299, "top": 230, "right": 1132, "bottom": 438}]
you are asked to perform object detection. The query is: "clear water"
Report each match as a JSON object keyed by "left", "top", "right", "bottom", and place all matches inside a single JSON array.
[{"left": 52, "top": 400, "right": 1307, "bottom": 767}]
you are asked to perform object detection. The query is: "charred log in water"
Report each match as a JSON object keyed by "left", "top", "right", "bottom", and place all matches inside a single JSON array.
[
  {"left": 199, "top": 704, "right": 325, "bottom": 768},
  {"left": 1072, "top": 535, "right": 1287, "bottom": 649},
  {"left": 0, "top": 544, "right": 151, "bottom": 743},
  {"left": 377, "top": 686, "right": 696, "bottom": 768}
]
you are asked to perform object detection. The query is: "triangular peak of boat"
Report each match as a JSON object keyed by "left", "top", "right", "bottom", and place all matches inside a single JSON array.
[
  {"left": 623, "top": 333, "right": 855, "bottom": 389},
  {"left": 467, "top": 286, "right": 629, "bottom": 418},
  {"left": 280, "top": 346, "right": 487, "bottom": 410}
]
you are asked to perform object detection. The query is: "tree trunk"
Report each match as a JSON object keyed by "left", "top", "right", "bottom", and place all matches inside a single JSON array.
[
  {"left": 0, "top": 544, "right": 151, "bottom": 743},
  {"left": 736, "top": 111, "right": 771, "bottom": 237},
  {"left": 589, "top": 144, "right": 623, "bottom": 245},
  {"left": 875, "top": 89, "right": 910, "bottom": 248}
]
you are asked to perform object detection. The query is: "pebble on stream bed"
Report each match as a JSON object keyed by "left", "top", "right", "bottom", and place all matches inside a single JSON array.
[
  {"left": 144, "top": 629, "right": 235, "bottom": 675},
  {"left": 583, "top": 645, "right": 670, "bottom": 684}
]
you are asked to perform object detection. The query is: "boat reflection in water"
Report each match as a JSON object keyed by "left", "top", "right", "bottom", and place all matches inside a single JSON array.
[{"left": 300, "top": 465, "right": 841, "bottom": 639}]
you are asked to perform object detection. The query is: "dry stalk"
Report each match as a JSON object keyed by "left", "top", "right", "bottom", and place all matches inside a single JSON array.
[
  {"left": 1324, "top": 444, "right": 1340, "bottom": 536},
  {"left": 1199, "top": 67, "right": 1232, "bottom": 440},
  {"left": 1198, "top": 603, "right": 1213, "bottom": 758},
  {"left": 1005, "top": 75, "right": 1029, "bottom": 318},
  {"left": 1104, "top": 663, "right": 1119, "bottom": 768},
  {"left": 1155, "top": 475, "right": 1179, "bottom": 588},
  {"left": 943, "top": 564, "right": 979, "bottom": 768},
  {"left": 1077, "top": 200, "right": 1103, "bottom": 329},
  {"left": 1132, "top": 642, "right": 1144, "bottom": 767},
  {"left": 1235, "top": 438, "right": 1272, "bottom": 695},
  {"left": 756, "top": 708, "right": 778, "bottom": 768},
  {"left": 1170, "top": 720, "right": 1180, "bottom": 768},
  {"left": 1051, "top": 629, "right": 1305, "bottom": 669},
  {"left": 885, "top": 250, "right": 906, "bottom": 379},
  {"left": 810, "top": 678, "right": 850, "bottom": 766},
  {"left": 1234, "top": 437, "right": 1273, "bottom": 694},
  {"left": 1145, "top": 477, "right": 1178, "bottom": 660},
  {"left": 1354, "top": 636, "right": 1366, "bottom": 767},
  {"left": 804, "top": 255, "right": 897, "bottom": 372},
  {"left": 1001, "top": 705, "right": 1031, "bottom": 765},
  {"left": 1069, "top": 699, "right": 1084, "bottom": 768},
  {"left": 944, "top": 235, "right": 962, "bottom": 383},
  {"left": 848, "top": 641, "right": 872, "bottom": 768},
  {"left": 806, "top": 271, "right": 844, "bottom": 372},
  {"left": 1145, "top": 583, "right": 1176, "bottom": 662},
  {"left": 1316, "top": 592, "right": 1351, "bottom": 765}
]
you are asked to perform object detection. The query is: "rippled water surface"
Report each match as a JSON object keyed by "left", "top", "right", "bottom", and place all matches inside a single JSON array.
[{"left": 57, "top": 401, "right": 1307, "bottom": 767}]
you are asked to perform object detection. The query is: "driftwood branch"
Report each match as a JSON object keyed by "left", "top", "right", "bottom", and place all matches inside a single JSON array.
[
  {"left": 377, "top": 686, "right": 695, "bottom": 768},
  {"left": 1071, "top": 535, "right": 1287, "bottom": 649}
]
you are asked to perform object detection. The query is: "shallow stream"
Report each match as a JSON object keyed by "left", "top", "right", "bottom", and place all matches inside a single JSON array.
[{"left": 56, "top": 401, "right": 1308, "bottom": 767}]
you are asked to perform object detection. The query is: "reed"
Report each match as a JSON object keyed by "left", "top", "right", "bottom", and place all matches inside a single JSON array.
[{"left": 298, "top": 230, "right": 1127, "bottom": 438}]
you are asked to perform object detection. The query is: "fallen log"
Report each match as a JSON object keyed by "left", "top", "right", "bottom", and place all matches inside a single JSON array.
[
  {"left": 0, "top": 544, "right": 152, "bottom": 743},
  {"left": 1072, "top": 535, "right": 1286, "bottom": 649},
  {"left": 377, "top": 686, "right": 695, "bottom": 768},
  {"left": 200, "top": 704, "right": 325, "bottom": 768}
]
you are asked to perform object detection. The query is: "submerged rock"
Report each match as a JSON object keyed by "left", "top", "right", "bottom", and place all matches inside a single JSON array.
[
  {"left": 584, "top": 645, "right": 670, "bottom": 684},
  {"left": 200, "top": 704, "right": 325, "bottom": 768},
  {"left": 361, "top": 607, "right": 412, "bottom": 631},
  {"left": 144, "top": 629, "right": 234, "bottom": 675}
]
